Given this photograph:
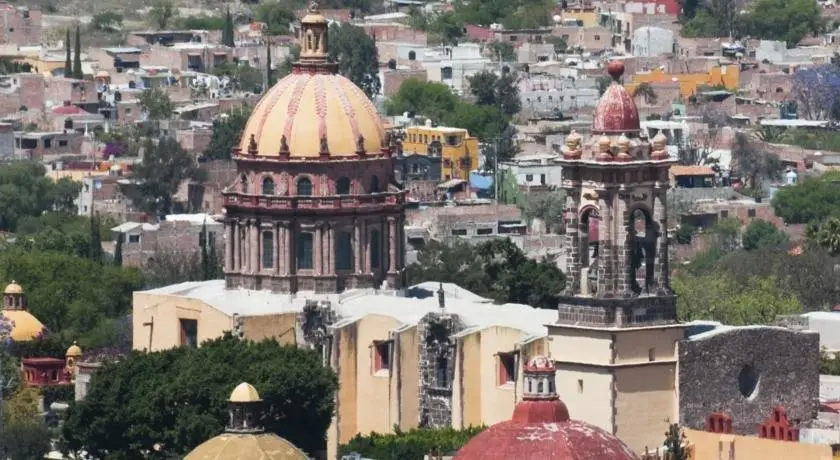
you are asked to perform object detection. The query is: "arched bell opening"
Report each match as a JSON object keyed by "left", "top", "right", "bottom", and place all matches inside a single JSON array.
[
  {"left": 628, "top": 207, "right": 658, "bottom": 295},
  {"left": 579, "top": 206, "right": 600, "bottom": 296}
]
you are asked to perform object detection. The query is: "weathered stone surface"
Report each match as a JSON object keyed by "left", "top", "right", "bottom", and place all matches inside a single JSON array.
[
  {"left": 417, "top": 312, "right": 464, "bottom": 428},
  {"left": 556, "top": 295, "right": 677, "bottom": 327},
  {"left": 679, "top": 327, "right": 820, "bottom": 435}
]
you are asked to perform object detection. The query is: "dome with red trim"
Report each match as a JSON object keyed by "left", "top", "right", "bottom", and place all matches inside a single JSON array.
[
  {"left": 592, "top": 61, "right": 640, "bottom": 135},
  {"left": 52, "top": 101, "right": 88, "bottom": 116},
  {"left": 454, "top": 356, "right": 637, "bottom": 460}
]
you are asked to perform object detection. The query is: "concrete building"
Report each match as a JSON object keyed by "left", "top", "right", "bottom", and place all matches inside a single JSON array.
[
  {"left": 631, "top": 26, "right": 674, "bottom": 57},
  {"left": 499, "top": 153, "right": 563, "bottom": 188},
  {"left": 400, "top": 122, "right": 479, "bottom": 181}
]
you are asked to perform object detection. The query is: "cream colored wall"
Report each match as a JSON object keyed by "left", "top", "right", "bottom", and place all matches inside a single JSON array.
[
  {"left": 335, "top": 322, "right": 358, "bottom": 447},
  {"left": 614, "top": 328, "right": 682, "bottom": 364},
  {"left": 352, "top": 314, "right": 401, "bottom": 437},
  {"left": 132, "top": 292, "right": 232, "bottom": 351},
  {"left": 241, "top": 313, "right": 299, "bottom": 345},
  {"left": 547, "top": 326, "right": 612, "bottom": 365},
  {"left": 685, "top": 428, "right": 833, "bottom": 460},
  {"left": 478, "top": 327, "right": 526, "bottom": 426},
  {"left": 555, "top": 363, "right": 613, "bottom": 432},
  {"left": 614, "top": 364, "right": 677, "bottom": 453},
  {"left": 397, "top": 327, "right": 420, "bottom": 430},
  {"left": 451, "top": 335, "right": 463, "bottom": 429},
  {"left": 458, "top": 333, "right": 482, "bottom": 428}
]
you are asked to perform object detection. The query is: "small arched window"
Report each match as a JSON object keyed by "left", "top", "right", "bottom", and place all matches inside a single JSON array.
[
  {"left": 370, "top": 175, "right": 380, "bottom": 193},
  {"left": 262, "top": 177, "right": 275, "bottom": 195},
  {"left": 336, "top": 177, "right": 351, "bottom": 195},
  {"left": 408, "top": 50, "right": 416, "bottom": 61},
  {"left": 297, "top": 177, "right": 312, "bottom": 196},
  {"left": 240, "top": 174, "right": 249, "bottom": 193}
]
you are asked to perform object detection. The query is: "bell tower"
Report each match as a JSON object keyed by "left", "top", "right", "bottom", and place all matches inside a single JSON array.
[{"left": 547, "top": 61, "right": 684, "bottom": 453}]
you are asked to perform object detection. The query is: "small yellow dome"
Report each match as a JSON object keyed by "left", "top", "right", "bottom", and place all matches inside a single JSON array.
[
  {"left": 4, "top": 281, "right": 23, "bottom": 294},
  {"left": 3, "top": 310, "right": 46, "bottom": 341},
  {"left": 184, "top": 433, "right": 309, "bottom": 460},
  {"left": 229, "top": 382, "right": 262, "bottom": 403},
  {"left": 66, "top": 341, "right": 82, "bottom": 357}
]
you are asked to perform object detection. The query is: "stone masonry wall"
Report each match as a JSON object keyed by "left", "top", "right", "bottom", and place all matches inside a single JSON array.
[
  {"left": 679, "top": 327, "right": 820, "bottom": 435},
  {"left": 417, "top": 312, "right": 464, "bottom": 428}
]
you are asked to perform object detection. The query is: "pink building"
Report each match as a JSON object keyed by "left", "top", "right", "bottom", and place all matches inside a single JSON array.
[{"left": 0, "top": 4, "right": 41, "bottom": 46}]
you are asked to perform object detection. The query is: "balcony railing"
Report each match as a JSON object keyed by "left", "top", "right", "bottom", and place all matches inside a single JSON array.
[{"left": 223, "top": 191, "right": 406, "bottom": 210}]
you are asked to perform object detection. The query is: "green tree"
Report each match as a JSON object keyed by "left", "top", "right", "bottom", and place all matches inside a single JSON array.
[
  {"left": 0, "top": 162, "right": 78, "bottom": 232},
  {"left": 731, "top": 132, "right": 782, "bottom": 194},
  {"left": 222, "top": 8, "right": 235, "bottom": 47},
  {"left": 3, "top": 420, "right": 51, "bottom": 460},
  {"left": 807, "top": 217, "right": 840, "bottom": 255},
  {"left": 213, "top": 62, "right": 263, "bottom": 93},
  {"left": 739, "top": 0, "right": 825, "bottom": 47},
  {"left": 713, "top": 216, "right": 742, "bottom": 253},
  {"left": 385, "top": 79, "right": 459, "bottom": 122},
  {"left": 90, "top": 11, "right": 123, "bottom": 32},
  {"left": 545, "top": 35, "right": 567, "bottom": 54},
  {"left": 771, "top": 173, "right": 840, "bottom": 224},
  {"left": 444, "top": 103, "right": 507, "bottom": 142},
  {"left": 487, "top": 41, "right": 516, "bottom": 62},
  {"left": 329, "top": 23, "right": 381, "bottom": 98},
  {"left": 89, "top": 213, "right": 103, "bottom": 263},
  {"left": 663, "top": 424, "right": 689, "bottom": 460},
  {"left": 150, "top": 0, "right": 177, "bottom": 30},
  {"left": 128, "top": 136, "right": 203, "bottom": 216},
  {"left": 466, "top": 70, "right": 521, "bottom": 117},
  {"left": 62, "top": 335, "right": 338, "bottom": 458},
  {"left": 339, "top": 426, "right": 486, "bottom": 460},
  {"left": 63, "top": 29, "right": 71, "bottom": 77},
  {"left": 72, "top": 25, "right": 82, "bottom": 79},
  {"left": 255, "top": 1, "right": 295, "bottom": 36},
  {"left": 204, "top": 106, "right": 252, "bottom": 160},
  {"left": 741, "top": 219, "right": 788, "bottom": 251},
  {"left": 632, "top": 82, "right": 658, "bottom": 105},
  {"left": 113, "top": 232, "right": 123, "bottom": 266},
  {"left": 137, "top": 87, "right": 173, "bottom": 120}
]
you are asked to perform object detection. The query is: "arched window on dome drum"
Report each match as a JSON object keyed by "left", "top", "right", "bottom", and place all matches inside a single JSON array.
[
  {"left": 297, "top": 177, "right": 313, "bottom": 196},
  {"left": 369, "top": 175, "right": 380, "bottom": 193},
  {"left": 240, "top": 174, "right": 248, "bottom": 193},
  {"left": 296, "top": 232, "right": 314, "bottom": 270},
  {"left": 370, "top": 229, "right": 381, "bottom": 269},
  {"left": 336, "top": 177, "right": 351, "bottom": 195},
  {"left": 335, "top": 231, "right": 353, "bottom": 270},
  {"left": 262, "top": 177, "right": 275, "bottom": 196},
  {"left": 262, "top": 231, "right": 274, "bottom": 269}
]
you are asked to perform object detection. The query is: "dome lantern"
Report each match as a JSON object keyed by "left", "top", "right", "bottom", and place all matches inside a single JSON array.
[
  {"left": 228, "top": 382, "right": 264, "bottom": 434},
  {"left": 592, "top": 60, "right": 640, "bottom": 137},
  {"left": 3, "top": 281, "right": 26, "bottom": 310}
]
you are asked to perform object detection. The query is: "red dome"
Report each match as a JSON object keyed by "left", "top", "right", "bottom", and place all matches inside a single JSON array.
[
  {"left": 592, "top": 61, "right": 639, "bottom": 135},
  {"left": 454, "top": 355, "right": 637, "bottom": 460},
  {"left": 52, "top": 103, "right": 87, "bottom": 116}
]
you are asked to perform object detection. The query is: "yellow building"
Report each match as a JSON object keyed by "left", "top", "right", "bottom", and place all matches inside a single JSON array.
[
  {"left": 625, "top": 64, "right": 740, "bottom": 98},
  {"left": 685, "top": 428, "right": 833, "bottom": 459},
  {"left": 132, "top": 280, "right": 556, "bottom": 458},
  {"left": 401, "top": 124, "right": 479, "bottom": 181}
]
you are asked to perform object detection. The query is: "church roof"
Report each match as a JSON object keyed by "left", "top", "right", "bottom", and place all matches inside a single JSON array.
[
  {"left": 184, "top": 433, "right": 309, "bottom": 460},
  {"left": 141, "top": 280, "right": 556, "bottom": 342},
  {"left": 592, "top": 61, "right": 640, "bottom": 135},
  {"left": 3, "top": 309, "right": 47, "bottom": 342}
]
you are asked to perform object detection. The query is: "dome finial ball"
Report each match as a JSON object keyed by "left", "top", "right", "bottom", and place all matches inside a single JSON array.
[{"left": 607, "top": 61, "right": 625, "bottom": 81}]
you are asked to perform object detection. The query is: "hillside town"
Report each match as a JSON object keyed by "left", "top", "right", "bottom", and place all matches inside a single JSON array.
[{"left": 3, "top": 0, "right": 840, "bottom": 458}]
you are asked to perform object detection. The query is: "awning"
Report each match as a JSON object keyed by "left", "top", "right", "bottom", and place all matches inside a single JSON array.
[{"left": 437, "top": 178, "right": 467, "bottom": 189}]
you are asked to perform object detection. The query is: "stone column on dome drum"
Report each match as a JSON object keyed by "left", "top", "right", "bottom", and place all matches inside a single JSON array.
[
  {"left": 563, "top": 185, "right": 581, "bottom": 295},
  {"left": 362, "top": 219, "right": 370, "bottom": 274},
  {"left": 596, "top": 190, "right": 614, "bottom": 297},
  {"left": 285, "top": 223, "right": 293, "bottom": 275},
  {"left": 353, "top": 219, "right": 361, "bottom": 273},
  {"left": 314, "top": 224, "right": 323, "bottom": 275},
  {"left": 234, "top": 221, "right": 241, "bottom": 271},
  {"left": 327, "top": 225, "right": 335, "bottom": 274},
  {"left": 388, "top": 216, "right": 397, "bottom": 273},
  {"left": 273, "top": 222, "right": 280, "bottom": 275},
  {"left": 225, "top": 220, "right": 234, "bottom": 272},
  {"left": 241, "top": 221, "right": 249, "bottom": 273},
  {"left": 250, "top": 219, "right": 260, "bottom": 274},
  {"left": 653, "top": 182, "right": 670, "bottom": 292},
  {"left": 614, "top": 186, "right": 632, "bottom": 296}
]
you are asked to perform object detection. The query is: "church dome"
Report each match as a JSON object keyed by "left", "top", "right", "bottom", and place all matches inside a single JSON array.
[
  {"left": 66, "top": 341, "right": 82, "bottom": 358},
  {"left": 4, "top": 281, "right": 22, "bottom": 294},
  {"left": 454, "top": 356, "right": 637, "bottom": 460},
  {"left": 3, "top": 310, "right": 47, "bottom": 342},
  {"left": 592, "top": 61, "right": 640, "bottom": 135},
  {"left": 185, "top": 382, "right": 309, "bottom": 460},
  {"left": 236, "top": 2, "right": 384, "bottom": 160}
]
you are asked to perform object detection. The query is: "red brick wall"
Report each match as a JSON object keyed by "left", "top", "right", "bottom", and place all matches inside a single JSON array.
[
  {"left": 0, "top": 6, "right": 41, "bottom": 46},
  {"left": 43, "top": 78, "right": 98, "bottom": 105},
  {"left": 0, "top": 73, "right": 42, "bottom": 116},
  {"left": 361, "top": 24, "right": 428, "bottom": 45}
]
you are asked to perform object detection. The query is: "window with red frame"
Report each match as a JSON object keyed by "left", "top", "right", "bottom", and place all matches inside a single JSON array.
[
  {"left": 498, "top": 352, "right": 516, "bottom": 385},
  {"left": 373, "top": 340, "right": 392, "bottom": 373}
]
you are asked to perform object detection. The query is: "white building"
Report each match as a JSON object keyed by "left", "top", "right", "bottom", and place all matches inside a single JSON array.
[
  {"left": 499, "top": 153, "right": 563, "bottom": 188},
  {"left": 631, "top": 26, "right": 674, "bottom": 57}
]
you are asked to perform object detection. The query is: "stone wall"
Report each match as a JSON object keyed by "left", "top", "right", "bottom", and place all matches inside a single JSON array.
[
  {"left": 679, "top": 327, "right": 820, "bottom": 435},
  {"left": 417, "top": 312, "right": 464, "bottom": 428}
]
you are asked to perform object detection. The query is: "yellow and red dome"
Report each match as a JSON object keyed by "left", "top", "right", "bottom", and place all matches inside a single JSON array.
[{"left": 237, "top": 72, "right": 384, "bottom": 159}]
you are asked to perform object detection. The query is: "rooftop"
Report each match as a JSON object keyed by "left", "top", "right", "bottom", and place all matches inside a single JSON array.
[{"left": 142, "top": 280, "right": 556, "bottom": 341}]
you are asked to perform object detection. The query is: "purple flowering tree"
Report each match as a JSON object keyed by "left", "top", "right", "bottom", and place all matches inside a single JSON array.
[{"left": 792, "top": 65, "right": 840, "bottom": 121}]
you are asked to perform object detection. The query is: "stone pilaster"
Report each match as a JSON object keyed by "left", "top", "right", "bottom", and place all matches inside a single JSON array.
[
  {"left": 327, "top": 225, "right": 335, "bottom": 275},
  {"left": 363, "top": 219, "right": 370, "bottom": 274},
  {"left": 285, "top": 222, "right": 293, "bottom": 275},
  {"left": 250, "top": 219, "right": 259, "bottom": 274},
  {"left": 563, "top": 187, "right": 581, "bottom": 295},
  {"left": 225, "top": 220, "right": 234, "bottom": 272},
  {"left": 388, "top": 216, "right": 397, "bottom": 273},
  {"left": 614, "top": 186, "right": 632, "bottom": 296},
  {"left": 243, "top": 220, "right": 251, "bottom": 273},
  {"left": 596, "top": 190, "right": 614, "bottom": 297},
  {"left": 353, "top": 219, "right": 361, "bottom": 274},
  {"left": 273, "top": 222, "right": 280, "bottom": 274},
  {"left": 653, "top": 183, "right": 670, "bottom": 293},
  {"left": 314, "top": 224, "right": 323, "bottom": 275}
]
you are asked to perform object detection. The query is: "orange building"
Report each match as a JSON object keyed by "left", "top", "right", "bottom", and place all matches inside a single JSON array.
[{"left": 625, "top": 64, "right": 740, "bottom": 98}]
